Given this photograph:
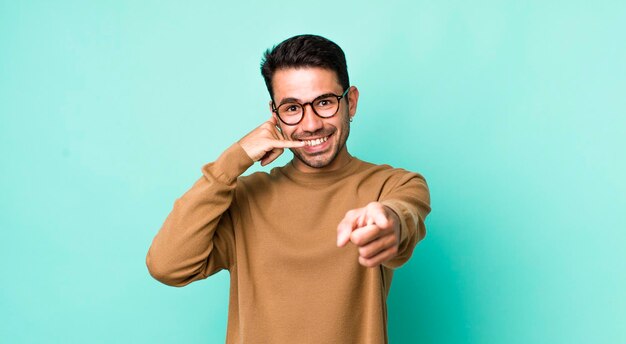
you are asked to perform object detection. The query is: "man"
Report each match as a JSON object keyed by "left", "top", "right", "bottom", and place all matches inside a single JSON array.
[{"left": 146, "top": 34, "right": 431, "bottom": 343}]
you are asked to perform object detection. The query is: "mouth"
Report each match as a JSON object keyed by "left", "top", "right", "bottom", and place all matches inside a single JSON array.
[{"left": 298, "top": 134, "right": 331, "bottom": 147}]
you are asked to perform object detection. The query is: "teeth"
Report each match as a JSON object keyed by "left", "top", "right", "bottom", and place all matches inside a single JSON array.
[{"left": 303, "top": 136, "right": 329, "bottom": 146}]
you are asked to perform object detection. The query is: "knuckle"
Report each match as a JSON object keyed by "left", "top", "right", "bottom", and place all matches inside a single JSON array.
[
  {"left": 258, "top": 138, "right": 270, "bottom": 147},
  {"left": 350, "top": 233, "right": 362, "bottom": 245},
  {"left": 367, "top": 201, "right": 381, "bottom": 209},
  {"left": 358, "top": 247, "right": 368, "bottom": 257},
  {"left": 365, "top": 259, "right": 377, "bottom": 268},
  {"left": 384, "top": 234, "right": 396, "bottom": 245},
  {"left": 358, "top": 256, "right": 368, "bottom": 266},
  {"left": 391, "top": 238, "right": 399, "bottom": 247}
]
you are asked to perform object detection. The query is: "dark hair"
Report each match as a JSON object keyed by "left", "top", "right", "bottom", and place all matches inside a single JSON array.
[{"left": 260, "top": 34, "right": 350, "bottom": 101}]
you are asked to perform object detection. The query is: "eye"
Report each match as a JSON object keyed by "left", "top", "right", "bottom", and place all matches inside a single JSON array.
[
  {"left": 280, "top": 104, "right": 301, "bottom": 115},
  {"left": 315, "top": 98, "right": 335, "bottom": 108}
]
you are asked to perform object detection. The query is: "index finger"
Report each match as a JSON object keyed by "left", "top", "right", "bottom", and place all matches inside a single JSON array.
[
  {"left": 268, "top": 139, "right": 306, "bottom": 148},
  {"left": 337, "top": 210, "right": 361, "bottom": 247}
]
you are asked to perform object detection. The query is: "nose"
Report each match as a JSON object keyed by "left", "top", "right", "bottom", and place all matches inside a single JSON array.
[{"left": 300, "top": 104, "right": 324, "bottom": 133}]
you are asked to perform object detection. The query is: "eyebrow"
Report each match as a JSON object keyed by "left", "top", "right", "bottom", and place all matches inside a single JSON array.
[{"left": 277, "top": 92, "right": 340, "bottom": 106}]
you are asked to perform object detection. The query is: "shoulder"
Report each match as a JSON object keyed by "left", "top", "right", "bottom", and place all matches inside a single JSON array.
[
  {"left": 351, "top": 158, "right": 429, "bottom": 200},
  {"left": 353, "top": 158, "right": 426, "bottom": 183},
  {"left": 235, "top": 165, "right": 289, "bottom": 189}
]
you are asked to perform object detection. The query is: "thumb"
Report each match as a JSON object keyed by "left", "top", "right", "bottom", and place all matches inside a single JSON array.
[{"left": 372, "top": 209, "right": 390, "bottom": 229}]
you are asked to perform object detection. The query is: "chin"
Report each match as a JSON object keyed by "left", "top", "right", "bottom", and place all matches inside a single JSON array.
[
  {"left": 293, "top": 148, "right": 337, "bottom": 169},
  {"left": 301, "top": 157, "right": 332, "bottom": 168}
]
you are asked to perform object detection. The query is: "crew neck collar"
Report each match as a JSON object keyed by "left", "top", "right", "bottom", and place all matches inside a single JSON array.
[{"left": 280, "top": 156, "right": 362, "bottom": 185}]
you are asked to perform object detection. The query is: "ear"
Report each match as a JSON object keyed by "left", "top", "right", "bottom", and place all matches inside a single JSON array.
[
  {"left": 268, "top": 100, "right": 275, "bottom": 115},
  {"left": 268, "top": 102, "right": 282, "bottom": 131},
  {"left": 347, "top": 86, "right": 360, "bottom": 119},
  {"left": 274, "top": 116, "right": 283, "bottom": 132}
]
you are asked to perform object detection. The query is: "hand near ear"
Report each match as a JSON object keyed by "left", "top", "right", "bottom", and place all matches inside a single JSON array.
[{"left": 238, "top": 116, "right": 305, "bottom": 166}]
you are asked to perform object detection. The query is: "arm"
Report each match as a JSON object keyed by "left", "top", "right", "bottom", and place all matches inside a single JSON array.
[
  {"left": 378, "top": 172, "right": 430, "bottom": 268},
  {"left": 146, "top": 116, "right": 305, "bottom": 287},
  {"left": 337, "top": 171, "right": 431, "bottom": 269},
  {"left": 146, "top": 143, "right": 253, "bottom": 286}
]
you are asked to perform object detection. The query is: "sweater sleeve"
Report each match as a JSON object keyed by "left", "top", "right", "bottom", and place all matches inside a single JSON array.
[
  {"left": 146, "top": 143, "right": 254, "bottom": 287},
  {"left": 379, "top": 170, "right": 431, "bottom": 269}
]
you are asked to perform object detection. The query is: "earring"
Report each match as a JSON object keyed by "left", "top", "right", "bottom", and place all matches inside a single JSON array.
[{"left": 349, "top": 117, "right": 353, "bottom": 122}]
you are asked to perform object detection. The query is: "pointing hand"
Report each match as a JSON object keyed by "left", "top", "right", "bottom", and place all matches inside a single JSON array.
[{"left": 337, "top": 202, "right": 401, "bottom": 268}]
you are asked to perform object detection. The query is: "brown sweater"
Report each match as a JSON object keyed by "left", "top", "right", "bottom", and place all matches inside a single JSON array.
[{"left": 146, "top": 143, "right": 431, "bottom": 343}]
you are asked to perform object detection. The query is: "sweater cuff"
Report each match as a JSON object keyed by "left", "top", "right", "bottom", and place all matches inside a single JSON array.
[
  {"left": 380, "top": 199, "right": 418, "bottom": 269},
  {"left": 202, "top": 142, "right": 254, "bottom": 185},
  {"left": 381, "top": 200, "right": 411, "bottom": 244}
]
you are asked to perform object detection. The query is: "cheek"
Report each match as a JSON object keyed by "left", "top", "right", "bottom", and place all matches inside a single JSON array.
[
  {"left": 337, "top": 117, "right": 350, "bottom": 135},
  {"left": 279, "top": 127, "right": 294, "bottom": 139}
]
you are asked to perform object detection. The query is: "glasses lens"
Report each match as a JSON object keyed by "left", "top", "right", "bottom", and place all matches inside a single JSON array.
[
  {"left": 277, "top": 103, "right": 303, "bottom": 124},
  {"left": 313, "top": 97, "right": 339, "bottom": 117}
]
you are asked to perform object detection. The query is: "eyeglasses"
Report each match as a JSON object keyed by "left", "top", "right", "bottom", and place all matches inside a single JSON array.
[{"left": 272, "top": 88, "right": 350, "bottom": 126}]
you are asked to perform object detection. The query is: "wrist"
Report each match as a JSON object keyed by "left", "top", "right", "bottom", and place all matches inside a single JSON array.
[{"left": 203, "top": 143, "right": 254, "bottom": 184}]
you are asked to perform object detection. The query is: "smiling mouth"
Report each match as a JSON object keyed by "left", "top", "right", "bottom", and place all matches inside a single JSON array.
[{"left": 299, "top": 135, "right": 330, "bottom": 147}]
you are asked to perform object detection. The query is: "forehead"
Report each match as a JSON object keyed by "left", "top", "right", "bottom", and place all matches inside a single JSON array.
[{"left": 272, "top": 67, "right": 342, "bottom": 102}]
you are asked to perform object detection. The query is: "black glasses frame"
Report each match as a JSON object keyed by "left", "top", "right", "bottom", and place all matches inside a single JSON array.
[{"left": 271, "top": 88, "right": 350, "bottom": 126}]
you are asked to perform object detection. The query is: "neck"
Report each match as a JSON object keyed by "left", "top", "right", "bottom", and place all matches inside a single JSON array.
[{"left": 291, "top": 147, "right": 353, "bottom": 173}]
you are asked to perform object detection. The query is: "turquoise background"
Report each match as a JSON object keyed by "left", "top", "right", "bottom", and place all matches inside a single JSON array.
[{"left": 1, "top": 1, "right": 625, "bottom": 343}]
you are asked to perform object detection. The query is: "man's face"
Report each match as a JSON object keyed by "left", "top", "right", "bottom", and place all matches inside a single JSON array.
[{"left": 271, "top": 67, "right": 359, "bottom": 170}]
